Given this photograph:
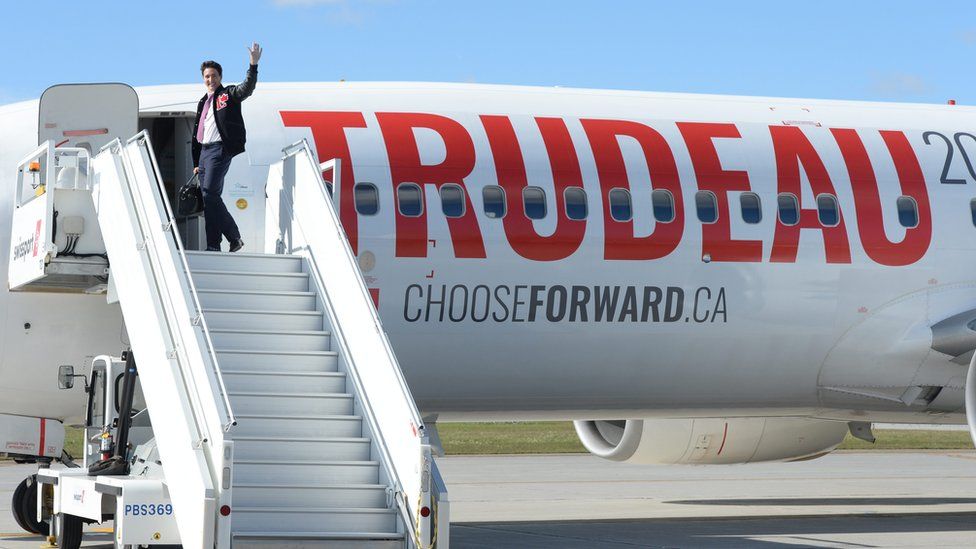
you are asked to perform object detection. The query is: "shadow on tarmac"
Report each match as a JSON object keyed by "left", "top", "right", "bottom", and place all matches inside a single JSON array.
[
  {"left": 452, "top": 513, "right": 976, "bottom": 548},
  {"left": 667, "top": 497, "right": 976, "bottom": 506}
]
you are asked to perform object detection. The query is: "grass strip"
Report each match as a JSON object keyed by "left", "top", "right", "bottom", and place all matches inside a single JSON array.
[
  {"left": 838, "top": 429, "right": 972, "bottom": 450},
  {"left": 437, "top": 422, "right": 974, "bottom": 455},
  {"left": 11, "top": 423, "right": 973, "bottom": 461}
]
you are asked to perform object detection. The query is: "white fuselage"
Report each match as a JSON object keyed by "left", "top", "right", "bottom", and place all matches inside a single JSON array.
[{"left": 1, "top": 82, "right": 974, "bottom": 424}]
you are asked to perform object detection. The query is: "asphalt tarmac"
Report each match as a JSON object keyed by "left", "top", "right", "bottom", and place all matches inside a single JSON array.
[{"left": 0, "top": 451, "right": 973, "bottom": 548}]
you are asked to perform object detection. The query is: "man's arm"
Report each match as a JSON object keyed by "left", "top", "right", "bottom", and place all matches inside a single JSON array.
[{"left": 230, "top": 42, "right": 262, "bottom": 101}]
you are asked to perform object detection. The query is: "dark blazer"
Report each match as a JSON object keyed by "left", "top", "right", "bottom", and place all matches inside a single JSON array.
[{"left": 191, "top": 64, "right": 258, "bottom": 167}]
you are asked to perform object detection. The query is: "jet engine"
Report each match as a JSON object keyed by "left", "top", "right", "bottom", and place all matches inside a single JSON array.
[{"left": 573, "top": 417, "right": 849, "bottom": 465}]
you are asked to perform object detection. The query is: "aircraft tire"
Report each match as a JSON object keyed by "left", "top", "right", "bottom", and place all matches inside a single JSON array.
[
  {"left": 56, "top": 513, "right": 83, "bottom": 549},
  {"left": 19, "top": 474, "right": 50, "bottom": 535},
  {"left": 10, "top": 477, "right": 31, "bottom": 533}
]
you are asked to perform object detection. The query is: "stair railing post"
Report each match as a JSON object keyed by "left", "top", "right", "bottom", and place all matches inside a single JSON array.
[{"left": 418, "top": 442, "right": 433, "bottom": 547}]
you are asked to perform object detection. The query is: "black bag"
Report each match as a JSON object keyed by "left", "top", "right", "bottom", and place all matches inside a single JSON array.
[
  {"left": 177, "top": 174, "right": 204, "bottom": 217},
  {"left": 88, "top": 455, "right": 129, "bottom": 476}
]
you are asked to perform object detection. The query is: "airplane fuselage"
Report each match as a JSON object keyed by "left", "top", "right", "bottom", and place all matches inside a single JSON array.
[{"left": 2, "top": 82, "right": 974, "bottom": 424}]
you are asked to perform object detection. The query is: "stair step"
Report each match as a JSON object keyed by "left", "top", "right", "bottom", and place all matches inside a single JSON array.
[
  {"left": 233, "top": 460, "right": 380, "bottom": 485},
  {"left": 230, "top": 508, "right": 398, "bottom": 535},
  {"left": 204, "top": 309, "right": 324, "bottom": 331},
  {"left": 191, "top": 269, "right": 309, "bottom": 292},
  {"left": 223, "top": 371, "right": 347, "bottom": 393},
  {"left": 216, "top": 350, "right": 339, "bottom": 372},
  {"left": 233, "top": 414, "right": 362, "bottom": 437},
  {"left": 198, "top": 289, "right": 317, "bottom": 311},
  {"left": 211, "top": 329, "right": 331, "bottom": 352},
  {"left": 229, "top": 392, "right": 353, "bottom": 415},
  {"left": 233, "top": 436, "right": 371, "bottom": 461},
  {"left": 232, "top": 483, "right": 388, "bottom": 508},
  {"left": 185, "top": 251, "right": 304, "bottom": 274},
  {"left": 232, "top": 532, "right": 404, "bottom": 549}
]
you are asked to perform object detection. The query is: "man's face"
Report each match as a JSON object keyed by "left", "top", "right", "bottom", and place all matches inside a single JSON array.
[{"left": 203, "top": 68, "right": 222, "bottom": 93}]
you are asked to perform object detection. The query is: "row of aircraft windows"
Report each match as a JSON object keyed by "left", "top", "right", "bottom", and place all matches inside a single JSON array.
[{"left": 352, "top": 183, "right": 922, "bottom": 229}]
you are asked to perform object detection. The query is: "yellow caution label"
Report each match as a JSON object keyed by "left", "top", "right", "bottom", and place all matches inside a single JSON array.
[{"left": 236, "top": 198, "right": 248, "bottom": 210}]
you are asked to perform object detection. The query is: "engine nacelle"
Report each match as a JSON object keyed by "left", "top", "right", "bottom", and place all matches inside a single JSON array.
[{"left": 573, "top": 417, "right": 848, "bottom": 465}]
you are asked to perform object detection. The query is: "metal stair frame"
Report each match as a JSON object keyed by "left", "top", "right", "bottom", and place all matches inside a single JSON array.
[
  {"left": 87, "top": 129, "right": 446, "bottom": 547},
  {"left": 90, "top": 132, "right": 236, "bottom": 548},
  {"left": 265, "top": 141, "right": 446, "bottom": 547}
]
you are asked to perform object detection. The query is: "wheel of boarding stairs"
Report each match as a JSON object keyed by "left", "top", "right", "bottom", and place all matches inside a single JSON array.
[
  {"left": 56, "top": 513, "right": 83, "bottom": 549},
  {"left": 19, "top": 474, "right": 50, "bottom": 535},
  {"left": 10, "top": 476, "right": 31, "bottom": 533}
]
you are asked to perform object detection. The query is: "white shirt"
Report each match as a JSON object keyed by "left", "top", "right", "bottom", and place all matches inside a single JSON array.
[{"left": 202, "top": 93, "right": 222, "bottom": 144}]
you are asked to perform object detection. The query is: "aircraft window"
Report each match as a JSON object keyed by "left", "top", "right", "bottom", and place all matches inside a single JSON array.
[
  {"left": 396, "top": 183, "right": 423, "bottom": 217},
  {"left": 565, "top": 187, "right": 587, "bottom": 220},
  {"left": 523, "top": 187, "right": 547, "bottom": 220},
  {"left": 695, "top": 191, "right": 718, "bottom": 224},
  {"left": 354, "top": 183, "right": 379, "bottom": 216},
  {"left": 652, "top": 190, "right": 675, "bottom": 223},
  {"left": 777, "top": 193, "right": 799, "bottom": 226},
  {"left": 608, "top": 188, "right": 633, "bottom": 222},
  {"left": 971, "top": 198, "right": 976, "bottom": 227},
  {"left": 483, "top": 185, "right": 506, "bottom": 219},
  {"left": 740, "top": 192, "right": 761, "bottom": 224},
  {"left": 896, "top": 196, "right": 918, "bottom": 228},
  {"left": 816, "top": 194, "right": 840, "bottom": 227},
  {"left": 440, "top": 184, "right": 466, "bottom": 218}
]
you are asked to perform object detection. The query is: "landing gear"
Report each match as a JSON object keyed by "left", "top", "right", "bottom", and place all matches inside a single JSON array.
[{"left": 11, "top": 474, "right": 50, "bottom": 535}]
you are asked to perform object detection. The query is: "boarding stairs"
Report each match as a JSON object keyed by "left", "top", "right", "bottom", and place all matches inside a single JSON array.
[
  {"left": 9, "top": 133, "right": 446, "bottom": 548},
  {"left": 189, "top": 250, "right": 408, "bottom": 547}
]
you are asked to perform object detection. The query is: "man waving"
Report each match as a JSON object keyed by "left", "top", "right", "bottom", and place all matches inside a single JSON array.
[{"left": 192, "top": 42, "right": 263, "bottom": 252}]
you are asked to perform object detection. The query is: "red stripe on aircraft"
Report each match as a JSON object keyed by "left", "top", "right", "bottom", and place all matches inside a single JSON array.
[
  {"left": 62, "top": 128, "right": 108, "bottom": 137},
  {"left": 38, "top": 418, "right": 46, "bottom": 457},
  {"left": 716, "top": 422, "right": 729, "bottom": 456}
]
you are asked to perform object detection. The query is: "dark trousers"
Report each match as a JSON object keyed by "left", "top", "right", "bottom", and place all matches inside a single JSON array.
[{"left": 198, "top": 143, "right": 241, "bottom": 250}]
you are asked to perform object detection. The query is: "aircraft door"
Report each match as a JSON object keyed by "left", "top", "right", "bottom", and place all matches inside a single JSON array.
[{"left": 39, "top": 84, "right": 139, "bottom": 152}]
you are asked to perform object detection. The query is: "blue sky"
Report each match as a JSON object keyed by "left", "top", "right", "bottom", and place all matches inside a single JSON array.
[{"left": 1, "top": 1, "right": 975, "bottom": 105}]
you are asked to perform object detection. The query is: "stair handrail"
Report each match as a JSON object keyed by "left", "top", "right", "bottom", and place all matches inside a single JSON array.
[
  {"left": 301, "top": 246, "right": 426, "bottom": 539},
  {"left": 93, "top": 137, "right": 220, "bottom": 547},
  {"left": 270, "top": 140, "right": 431, "bottom": 543},
  {"left": 99, "top": 139, "right": 208, "bottom": 440},
  {"left": 278, "top": 143, "right": 426, "bottom": 431},
  {"left": 283, "top": 141, "right": 424, "bottom": 429},
  {"left": 122, "top": 131, "right": 237, "bottom": 433}
]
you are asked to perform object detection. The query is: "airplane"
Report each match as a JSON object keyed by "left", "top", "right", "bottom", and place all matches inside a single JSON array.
[{"left": 0, "top": 79, "right": 974, "bottom": 480}]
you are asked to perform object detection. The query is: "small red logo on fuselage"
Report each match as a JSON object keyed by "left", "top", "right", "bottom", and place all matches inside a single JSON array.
[{"left": 33, "top": 220, "right": 41, "bottom": 257}]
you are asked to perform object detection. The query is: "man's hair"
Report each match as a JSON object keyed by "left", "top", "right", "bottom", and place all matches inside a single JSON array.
[{"left": 200, "top": 60, "right": 223, "bottom": 77}]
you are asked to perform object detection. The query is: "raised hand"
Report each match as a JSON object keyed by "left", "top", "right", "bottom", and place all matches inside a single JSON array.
[{"left": 248, "top": 42, "right": 263, "bottom": 65}]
